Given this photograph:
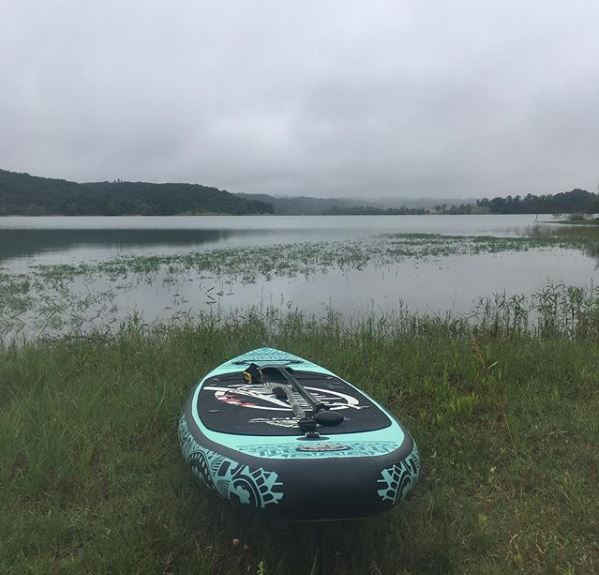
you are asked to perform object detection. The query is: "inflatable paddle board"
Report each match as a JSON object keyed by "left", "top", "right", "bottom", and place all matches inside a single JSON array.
[{"left": 179, "top": 347, "right": 420, "bottom": 520}]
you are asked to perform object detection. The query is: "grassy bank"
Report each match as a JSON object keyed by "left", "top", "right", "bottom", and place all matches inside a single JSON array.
[{"left": 1, "top": 314, "right": 598, "bottom": 574}]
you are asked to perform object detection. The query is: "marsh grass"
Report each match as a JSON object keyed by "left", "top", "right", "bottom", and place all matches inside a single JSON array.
[
  {"left": 15, "top": 230, "right": 599, "bottom": 286},
  {"left": 1, "top": 312, "right": 598, "bottom": 574},
  {"left": 472, "top": 282, "right": 599, "bottom": 339},
  {"left": 2, "top": 231, "right": 599, "bottom": 341}
]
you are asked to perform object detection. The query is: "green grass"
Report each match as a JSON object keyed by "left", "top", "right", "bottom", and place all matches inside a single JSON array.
[{"left": 1, "top": 313, "right": 598, "bottom": 574}]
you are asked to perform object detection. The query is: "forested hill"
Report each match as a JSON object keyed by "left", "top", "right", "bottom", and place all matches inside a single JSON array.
[
  {"left": 234, "top": 193, "right": 426, "bottom": 214},
  {"left": 0, "top": 170, "right": 273, "bottom": 215},
  {"left": 2, "top": 169, "right": 597, "bottom": 217},
  {"left": 234, "top": 192, "right": 365, "bottom": 214},
  {"left": 478, "top": 189, "right": 599, "bottom": 214},
  {"left": 238, "top": 189, "right": 599, "bottom": 215}
]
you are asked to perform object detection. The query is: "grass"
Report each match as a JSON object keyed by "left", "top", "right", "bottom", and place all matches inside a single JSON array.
[
  {"left": 1, "top": 312, "right": 598, "bottom": 574},
  {"left": 30, "top": 232, "right": 599, "bottom": 281}
]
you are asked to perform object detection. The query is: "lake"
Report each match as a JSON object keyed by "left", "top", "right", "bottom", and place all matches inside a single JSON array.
[{"left": 1, "top": 214, "right": 598, "bottom": 340}]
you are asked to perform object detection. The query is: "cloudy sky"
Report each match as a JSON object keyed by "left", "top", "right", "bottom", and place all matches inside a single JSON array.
[{"left": 1, "top": 1, "right": 598, "bottom": 198}]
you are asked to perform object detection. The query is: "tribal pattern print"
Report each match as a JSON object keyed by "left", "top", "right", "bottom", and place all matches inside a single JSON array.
[
  {"left": 376, "top": 442, "right": 421, "bottom": 504},
  {"left": 229, "top": 347, "right": 304, "bottom": 364},
  {"left": 236, "top": 441, "right": 401, "bottom": 459},
  {"left": 179, "top": 416, "right": 284, "bottom": 508}
]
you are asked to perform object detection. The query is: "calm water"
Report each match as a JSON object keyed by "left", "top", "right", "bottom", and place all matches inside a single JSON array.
[
  {"left": 0, "top": 214, "right": 556, "bottom": 267},
  {"left": 1, "top": 215, "right": 597, "bottom": 338}
]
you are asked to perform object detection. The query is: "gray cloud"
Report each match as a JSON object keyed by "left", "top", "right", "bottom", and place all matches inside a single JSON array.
[{"left": 1, "top": 0, "right": 598, "bottom": 198}]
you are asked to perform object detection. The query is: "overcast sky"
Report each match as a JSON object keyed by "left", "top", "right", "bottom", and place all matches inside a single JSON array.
[{"left": 1, "top": 1, "right": 598, "bottom": 198}]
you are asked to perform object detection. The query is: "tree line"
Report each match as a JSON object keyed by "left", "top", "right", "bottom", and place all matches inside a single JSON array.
[
  {"left": 1, "top": 169, "right": 598, "bottom": 216},
  {"left": 435, "top": 189, "right": 599, "bottom": 215},
  {"left": 479, "top": 189, "right": 599, "bottom": 214},
  {"left": 322, "top": 205, "right": 426, "bottom": 215},
  {"left": 0, "top": 170, "right": 273, "bottom": 216}
]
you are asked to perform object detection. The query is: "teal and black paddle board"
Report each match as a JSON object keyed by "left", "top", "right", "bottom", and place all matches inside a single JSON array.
[{"left": 179, "top": 347, "right": 420, "bottom": 520}]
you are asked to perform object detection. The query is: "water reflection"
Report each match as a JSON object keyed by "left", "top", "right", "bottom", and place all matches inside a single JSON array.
[
  {"left": 528, "top": 224, "right": 599, "bottom": 265},
  {"left": 0, "top": 228, "right": 239, "bottom": 262},
  {"left": 0, "top": 214, "right": 562, "bottom": 265}
]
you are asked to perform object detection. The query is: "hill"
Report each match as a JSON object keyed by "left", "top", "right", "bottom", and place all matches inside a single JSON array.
[
  {"left": 238, "top": 189, "right": 599, "bottom": 216},
  {"left": 0, "top": 170, "right": 273, "bottom": 216},
  {"left": 481, "top": 189, "right": 599, "bottom": 214},
  {"left": 3, "top": 169, "right": 597, "bottom": 217},
  {"left": 234, "top": 192, "right": 365, "bottom": 214}
]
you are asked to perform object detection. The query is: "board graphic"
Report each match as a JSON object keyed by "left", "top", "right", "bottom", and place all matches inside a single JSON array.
[{"left": 203, "top": 383, "right": 369, "bottom": 412}]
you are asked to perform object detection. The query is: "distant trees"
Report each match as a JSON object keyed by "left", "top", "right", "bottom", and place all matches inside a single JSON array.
[
  {"left": 439, "top": 203, "right": 473, "bottom": 215},
  {"left": 432, "top": 189, "right": 599, "bottom": 216},
  {"left": 322, "top": 205, "right": 426, "bottom": 215},
  {"left": 481, "top": 189, "right": 598, "bottom": 215},
  {"left": 434, "top": 203, "right": 475, "bottom": 214},
  {"left": 0, "top": 170, "right": 273, "bottom": 216},
  {"left": 1, "top": 169, "right": 597, "bottom": 217}
]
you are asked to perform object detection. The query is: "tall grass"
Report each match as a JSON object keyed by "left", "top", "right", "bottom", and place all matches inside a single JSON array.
[
  {"left": 2, "top": 273, "right": 599, "bottom": 344},
  {"left": 473, "top": 282, "right": 599, "bottom": 338},
  {"left": 1, "top": 312, "right": 598, "bottom": 574}
]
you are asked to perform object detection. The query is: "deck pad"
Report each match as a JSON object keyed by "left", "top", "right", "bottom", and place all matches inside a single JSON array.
[{"left": 198, "top": 369, "right": 391, "bottom": 436}]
